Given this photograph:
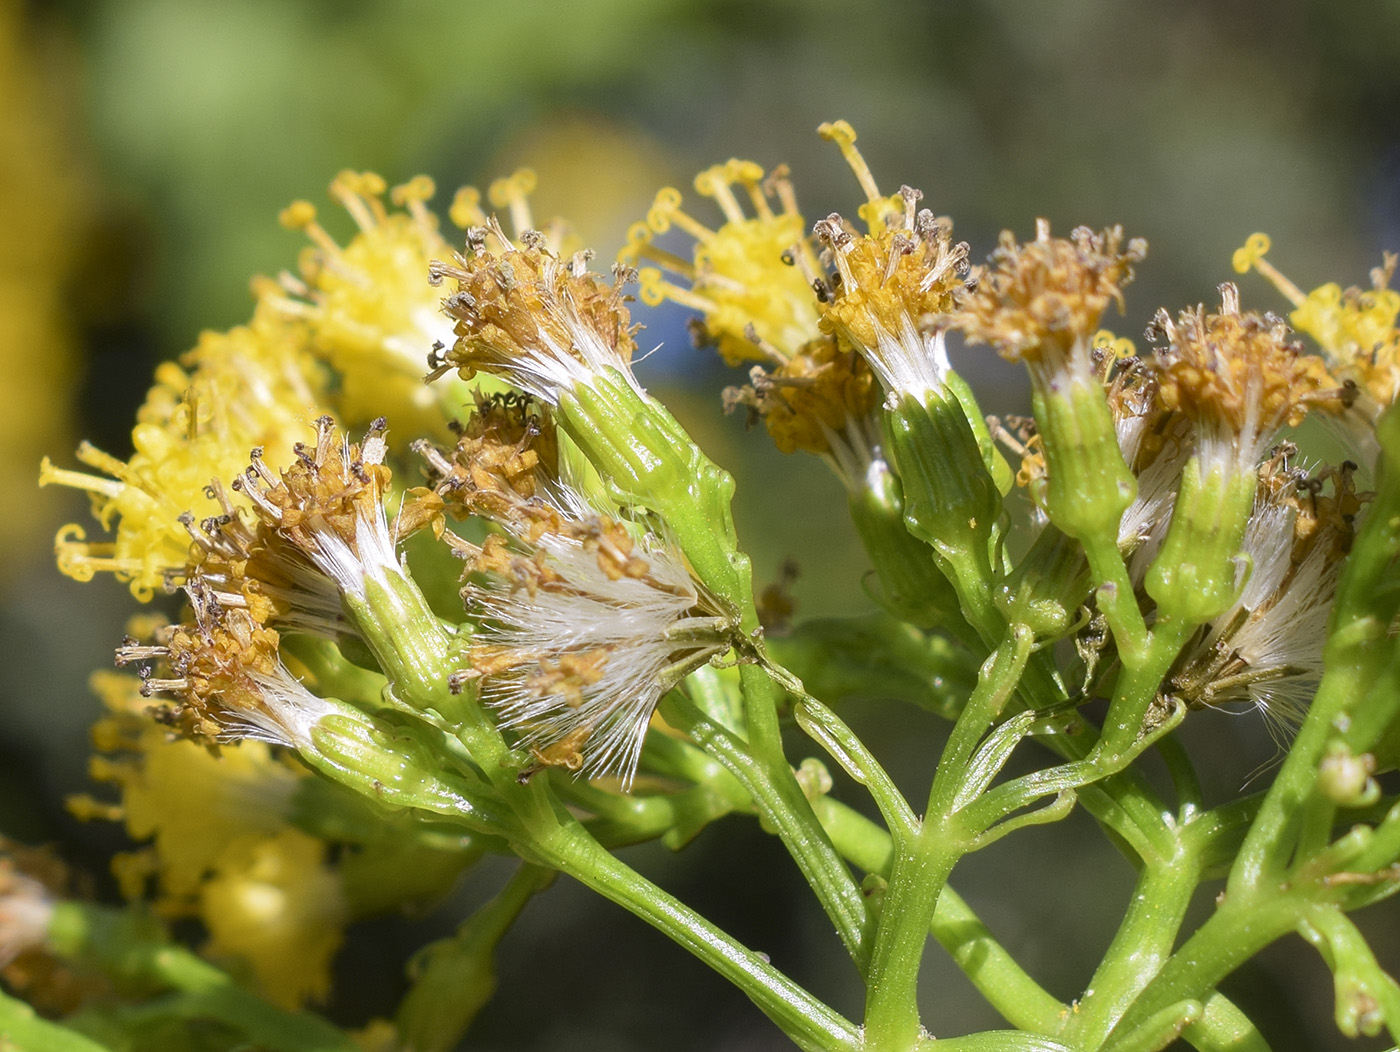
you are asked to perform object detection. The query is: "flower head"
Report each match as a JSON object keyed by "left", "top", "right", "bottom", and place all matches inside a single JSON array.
[
  {"left": 411, "top": 390, "right": 561, "bottom": 529},
  {"left": 1168, "top": 454, "right": 1361, "bottom": 727},
  {"left": 723, "top": 339, "right": 882, "bottom": 488},
  {"left": 463, "top": 521, "right": 731, "bottom": 786},
  {"left": 259, "top": 171, "right": 460, "bottom": 432},
  {"left": 435, "top": 444, "right": 734, "bottom": 784},
  {"left": 429, "top": 219, "right": 641, "bottom": 406},
  {"left": 625, "top": 159, "right": 822, "bottom": 365},
  {"left": 236, "top": 416, "right": 398, "bottom": 602},
  {"left": 200, "top": 828, "right": 346, "bottom": 1008},
  {"left": 178, "top": 480, "right": 350, "bottom": 641},
  {"left": 1234, "top": 232, "right": 1398, "bottom": 455},
  {"left": 78, "top": 669, "right": 299, "bottom": 900},
  {"left": 119, "top": 579, "right": 348, "bottom": 750},
  {"left": 813, "top": 194, "right": 970, "bottom": 403},
  {"left": 953, "top": 220, "right": 1146, "bottom": 387},
  {"left": 41, "top": 320, "right": 329, "bottom": 600},
  {"left": 0, "top": 848, "right": 55, "bottom": 970},
  {"left": 1148, "top": 284, "right": 1337, "bottom": 474}
]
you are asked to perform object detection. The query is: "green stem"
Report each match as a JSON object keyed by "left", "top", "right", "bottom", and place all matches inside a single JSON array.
[
  {"left": 1081, "top": 534, "right": 1149, "bottom": 665},
  {"left": 862, "top": 825, "right": 963, "bottom": 1051},
  {"left": 661, "top": 692, "right": 869, "bottom": 964},
  {"left": 928, "top": 627, "right": 1036, "bottom": 818},
  {"left": 530, "top": 822, "right": 861, "bottom": 1052},
  {"left": 0, "top": 989, "right": 113, "bottom": 1052},
  {"left": 811, "top": 795, "right": 1067, "bottom": 1034},
  {"left": 1182, "top": 993, "right": 1274, "bottom": 1052},
  {"left": 45, "top": 903, "right": 357, "bottom": 1052},
  {"left": 1063, "top": 843, "right": 1203, "bottom": 1048},
  {"left": 395, "top": 864, "right": 553, "bottom": 1052},
  {"left": 793, "top": 691, "right": 919, "bottom": 839},
  {"left": 863, "top": 629, "right": 1035, "bottom": 1051},
  {"left": 1104, "top": 893, "right": 1304, "bottom": 1046}
]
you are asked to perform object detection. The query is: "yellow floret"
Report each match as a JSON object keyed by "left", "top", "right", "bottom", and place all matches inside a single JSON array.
[
  {"left": 81, "top": 671, "right": 300, "bottom": 901},
  {"left": 201, "top": 828, "right": 347, "bottom": 1008},
  {"left": 1232, "top": 233, "right": 1400, "bottom": 409},
  {"left": 626, "top": 159, "right": 823, "bottom": 365},
  {"left": 261, "top": 171, "right": 462, "bottom": 434},
  {"left": 42, "top": 320, "right": 328, "bottom": 600}
]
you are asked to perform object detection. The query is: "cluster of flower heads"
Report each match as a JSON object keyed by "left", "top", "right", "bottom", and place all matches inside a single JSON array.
[
  {"left": 37, "top": 123, "right": 1400, "bottom": 1011},
  {"left": 629, "top": 121, "right": 1387, "bottom": 726}
]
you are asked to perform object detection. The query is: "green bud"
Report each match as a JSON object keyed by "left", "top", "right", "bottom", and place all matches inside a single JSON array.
[
  {"left": 1145, "top": 458, "right": 1256, "bottom": 626},
  {"left": 307, "top": 712, "right": 512, "bottom": 834},
  {"left": 946, "top": 370, "right": 1014, "bottom": 496},
  {"left": 847, "top": 456, "right": 966, "bottom": 633},
  {"left": 884, "top": 390, "right": 1002, "bottom": 566},
  {"left": 1318, "top": 742, "right": 1380, "bottom": 807},
  {"left": 995, "top": 525, "right": 1090, "bottom": 639},
  {"left": 1030, "top": 376, "right": 1136, "bottom": 542},
  {"left": 558, "top": 369, "right": 754, "bottom": 622}
]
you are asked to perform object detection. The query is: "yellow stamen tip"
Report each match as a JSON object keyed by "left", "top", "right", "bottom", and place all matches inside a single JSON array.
[
  {"left": 390, "top": 175, "right": 436, "bottom": 206},
  {"left": 1232, "top": 232, "right": 1272, "bottom": 275},
  {"left": 647, "top": 187, "right": 683, "bottom": 233},
  {"left": 729, "top": 159, "right": 764, "bottom": 184},
  {"left": 637, "top": 267, "right": 666, "bottom": 307},
  {"left": 488, "top": 168, "right": 538, "bottom": 208},
  {"left": 449, "top": 186, "right": 484, "bottom": 229},
  {"left": 617, "top": 221, "right": 654, "bottom": 267},
  {"left": 817, "top": 119, "right": 858, "bottom": 147},
  {"left": 279, "top": 201, "right": 317, "bottom": 230}
]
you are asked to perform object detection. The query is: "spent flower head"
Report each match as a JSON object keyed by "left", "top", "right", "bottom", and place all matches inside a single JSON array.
[
  {"left": 441, "top": 472, "right": 734, "bottom": 785},
  {"left": 1148, "top": 284, "right": 1338, "bottom": 476},
  {"left": 953, "top": 219, "right": 1146, "bottom": 389},
  {"left": 429, "top": 218, "right": 641, "bottom": 407}
]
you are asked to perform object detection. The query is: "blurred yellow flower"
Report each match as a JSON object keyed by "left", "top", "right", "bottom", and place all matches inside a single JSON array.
[{"left": 0, "top": 2, "right": 83, "bottom": 581}]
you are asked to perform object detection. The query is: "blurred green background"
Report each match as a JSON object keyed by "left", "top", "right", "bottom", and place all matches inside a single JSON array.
[{"left": 3, "top": 0, "right": 1399, "bottom": 1048}]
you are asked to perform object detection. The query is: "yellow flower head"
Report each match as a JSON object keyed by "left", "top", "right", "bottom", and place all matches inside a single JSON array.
[
  {"left": 626, "top": 159, "right": 822, "bottom": 365},
  {"left": 1234, "top": 232, "right": 1400, "bottom": 412},
  {"left": 41, "top": 319, "right": 329, "bottom": 600},
  {"left": 79, "top": 669, "right": 299, "bottom": 901},
  {"left": 200, "top": 827, "right": 346, "bottom": 1008},
  {"left": 813, "top": 184, "right": 971, "bottom": 400},
  {"left": 261, "top": 171, "right": 461, "bottom": 432}
]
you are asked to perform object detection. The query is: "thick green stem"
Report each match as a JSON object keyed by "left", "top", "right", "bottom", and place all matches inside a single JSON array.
[
  {"left": 863, "top": 826, "right": 964, "bottom": 1051},
  {"left": 1063, "top": 844, "right": 1203, "bottom": 1047},
  {"left": 863, "top": 629, "right": 1034, "bottom": 1051},
  {"left": 812, "top": 795, "right": 1067, "bottom": 1034}
]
